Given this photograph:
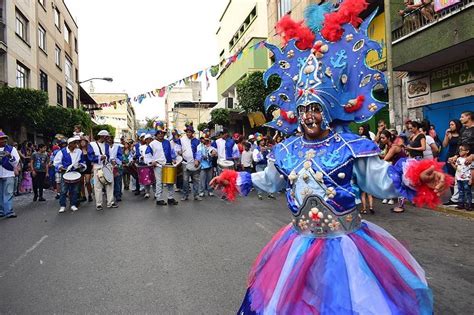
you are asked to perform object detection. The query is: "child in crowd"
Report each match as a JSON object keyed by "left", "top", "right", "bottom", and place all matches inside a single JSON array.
[
  {"left": 451, "top": 144, "right": 473, "bottom": 211},
  {"left": 241, "top": 142, "right": 253, "bottom": 173}
]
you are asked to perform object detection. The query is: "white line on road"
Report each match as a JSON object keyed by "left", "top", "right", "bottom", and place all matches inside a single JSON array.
[
  {"left": 0, "top": 235, "right": 48, "bottom": 279},
  {"left": 255, "top": 222, "right": 273, "bottom": 235}
]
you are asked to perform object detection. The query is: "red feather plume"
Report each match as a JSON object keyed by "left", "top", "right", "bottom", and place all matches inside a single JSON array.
[
  {"left": 321, "top": 0, "right": 369, "bottom": 42},
  {"left": 276, "top": 15, "right": 315, "bottom": 50}
]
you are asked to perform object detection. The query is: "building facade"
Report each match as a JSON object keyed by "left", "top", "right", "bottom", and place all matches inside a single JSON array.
[
  {"left": 216, "top": 0, "right": 269, "bottom": 106},
  {"left": 0, "top": 0, "right": 80, "bottom": 108},
  {"left": 165, "top": 81, "right": 202, "bottom": 131},
  {"left": 90, "top": 93, "right": 136, "bottom": 142},
  {"left": 172, "top": 101, "right": 217, "bottom": 133},
  {"left": 390, "top": 0, "right": 474, "bottom": 135}
]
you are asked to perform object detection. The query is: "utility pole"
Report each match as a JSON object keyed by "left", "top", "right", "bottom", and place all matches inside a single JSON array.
[{"left": 383, "top": 0, "right": 396, "bottom": 128}]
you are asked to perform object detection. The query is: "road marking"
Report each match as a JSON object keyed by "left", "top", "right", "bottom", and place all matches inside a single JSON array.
[
  {"left": 0, "top": 235, "right": 48, "bottom": 278},
  {"left": 255, "top": 222, "right": 273, "bottom": 235}
]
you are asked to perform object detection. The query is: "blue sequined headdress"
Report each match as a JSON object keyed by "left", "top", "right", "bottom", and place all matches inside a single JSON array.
[{"left": 264, "top": 8, "right": 387, "bottom": 134}]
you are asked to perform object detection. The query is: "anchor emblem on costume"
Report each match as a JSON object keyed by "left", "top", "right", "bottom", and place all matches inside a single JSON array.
[
  {"left": 321, "top": 151, "right": 340, "bottom": 168},
  {"left": 330, "top": 50, "right": 347, "bottom": 68}
]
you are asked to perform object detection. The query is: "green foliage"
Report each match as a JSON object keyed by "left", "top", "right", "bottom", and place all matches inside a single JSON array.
[
  {"left": 236, "top": 71, "right": 281, "bottom": 113},
  {"left": 92, "top": 124, "right": 116, "bottom": 140},
  {"left": 145, "top": 117, "right": 159, "bottom": 129},
  {"left": 210, "top": 108, "right": 230, "bottom": 126},
  {"left": 0, "top": 87, "right": 48, "bottom": 127},
  {"left": 37, "top": 107, "right": 93, "bottom": 141},
  {"left": 197, "top": 122, "right": 208, "bottom": 132}
]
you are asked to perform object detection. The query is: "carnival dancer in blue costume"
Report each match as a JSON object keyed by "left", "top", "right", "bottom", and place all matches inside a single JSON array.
[{"left": 211, "top": 1, "right": 452, "bottom": 314}]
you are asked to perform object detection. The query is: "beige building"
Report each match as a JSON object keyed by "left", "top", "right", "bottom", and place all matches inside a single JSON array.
[
  {"left": 91, "top": 93, "right": 136, "bottom": 142},
  {"left": 165, "top": 82, "right": 202, "bottom": 130},
  {"left": 171, "top": 101, "right": 217, "bottom": 133},
  {"left": 0, "top": 0, "right": 80, "bottom": 108}
]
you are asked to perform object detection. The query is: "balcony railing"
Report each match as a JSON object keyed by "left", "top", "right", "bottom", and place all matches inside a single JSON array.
[{"left": 392, "top": 0, "right": 473, "bottom": 42}]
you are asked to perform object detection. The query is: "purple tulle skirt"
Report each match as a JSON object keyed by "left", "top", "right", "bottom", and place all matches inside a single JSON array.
[{"left": 238, "top": 221, "right": 433, "bottom": 315}]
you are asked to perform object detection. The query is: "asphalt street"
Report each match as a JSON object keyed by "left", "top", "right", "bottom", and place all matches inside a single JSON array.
[{"left": 0, "top": 189, "right": 473, "bottom": 314}]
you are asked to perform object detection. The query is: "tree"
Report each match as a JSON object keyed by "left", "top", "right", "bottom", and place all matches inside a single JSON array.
[
  {"left": 92, "top": 124, "right": 116, "bottom": 140},
  {"left": 0, "top": 87, "right": 48, "bottom": 128},
  {"left": 36, "top": 107, "right": 93, "bottom": 142},
  {"left": 236, "top": 71, "right": 281, "bottom": 113},
  {"left": 145, "top": 117, "right": 159, "bottom": 129},
  {"left": 210, "top": 108, "right": 230, "bottom": 126},
  {"left": 197, "top": 122, "right": 208, "bottom": 132}
]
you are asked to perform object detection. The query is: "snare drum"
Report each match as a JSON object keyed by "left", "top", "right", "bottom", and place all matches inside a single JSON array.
[
  {"left": 185, "top": 161, "right": 201, "bottom": 172},
  {"left": 97, "top": 164, "right": 113, "bottom": 185},
  {"left": 138, "top": 165, "right": 155, "bottom": 185},
  {"left": 217, "top": 159, "right": 235, "bottom": 170},
  {"left": 162, "top": 164, "right": 177, "bottom": 184},
  {"left": 63, "top": 171, "right": 81, "bottom": 184}
]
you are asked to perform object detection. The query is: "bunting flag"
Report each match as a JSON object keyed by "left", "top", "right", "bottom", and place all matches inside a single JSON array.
[{"left": 81, "top": 40, "right": 267, "bottom": 109}]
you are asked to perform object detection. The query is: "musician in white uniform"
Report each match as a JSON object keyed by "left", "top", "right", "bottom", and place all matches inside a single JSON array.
[
  {"left": 87, "top": 130, "right": 118, "bottom": 210},
  {"left": 141, "top": 134, "right": 154, "bottom": 199},
  {"left": 53, "top": 137, "right": 83, "bottom": 213}
]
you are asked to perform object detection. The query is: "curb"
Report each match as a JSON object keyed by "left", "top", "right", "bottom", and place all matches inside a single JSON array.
[{"left": 433, "top": 205, "right": 474, "bottom": 219}]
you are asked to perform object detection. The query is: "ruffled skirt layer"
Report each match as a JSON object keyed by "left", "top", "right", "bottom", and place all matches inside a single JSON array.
[{"left": 238, "top": 221, "right": 433, "bottom": 315}]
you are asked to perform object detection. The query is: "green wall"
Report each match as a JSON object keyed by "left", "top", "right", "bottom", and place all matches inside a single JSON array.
[
  {"left": 392, "top": 8, "right": 474, "bottom": 69},
  {"left": 217, "top": 38, "right": 269, "bottom": 98}
]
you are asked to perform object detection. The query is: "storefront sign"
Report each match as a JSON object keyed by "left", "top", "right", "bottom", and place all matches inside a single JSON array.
[
  {"left": 431, "top": 59, "right": 474, "bottom": 92},
  {"left": 434, "top": 0, "right": 461, "bottom": 12},
  {"left": 407, "top": 76, "right": 431, "bottom": 108},
  {"left": 366, "top": 13, "right": 386, "bottom": 70},
  {"left": 431, "top": 82, "right": 474, "bottom": 103}
]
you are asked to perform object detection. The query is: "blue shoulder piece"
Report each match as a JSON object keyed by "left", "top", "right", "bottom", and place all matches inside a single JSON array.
[{"left": 339, "top": 133, "right": 380, "bottom": 158}]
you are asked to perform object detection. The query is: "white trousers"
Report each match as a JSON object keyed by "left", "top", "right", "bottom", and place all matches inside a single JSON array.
[{"left": 93, "top": 166, "right": 114, "bottom": 207}]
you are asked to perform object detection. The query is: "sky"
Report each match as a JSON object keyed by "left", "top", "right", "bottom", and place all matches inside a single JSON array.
[{"left": 65, "top": 0, "right": 228, "bottom": 122}]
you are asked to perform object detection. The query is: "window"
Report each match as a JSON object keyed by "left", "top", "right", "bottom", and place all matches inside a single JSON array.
[
  {"left": 75, "top": 68, "right": 79, "bottom": 83},
  {"left": 65, "top": 56, "right": 73, "bottom": 90},
  {"left": 16, "top": 62, "right": 29, "bottom": 88},
  {"left": 15, "top": 9, "right": 28, "bottom": 42},
  {"left": 54, "top": 8, "right": 60, "bottom": 28},
  {"left": 74, "top": 37, "right": 78, "bottom": 53},
  {"left": 57, "top": 84, "right": 63, "bottom": 105},
  {"left": 55, "top": 45, "right": 61, "bottom": 67},
  {"left": 278, "top": 0, "right": 292, "bottom": 20},
  {"left": 40, "top": 71, "right": 48, "bottom": 92},
  {"left": 66, "top": 91, "right": 74, "bottom": 108},
  {"left": 38, "top": 25, "right": 46, "bottom": 51},
  {"left": 64, "top": 23, "right": 70, "bottom": 43}
]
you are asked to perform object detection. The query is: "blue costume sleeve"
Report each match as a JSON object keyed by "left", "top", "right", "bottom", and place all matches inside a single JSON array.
[
  {"left": 116, "top": 147, "right": 123, "bottom": 165},
  {"left": 237, "top": 161, "right": 286, "bottom": 196},
  {"left": 134, "top": 143, "right": 141, "bottom": 158},
  {"left": 211, "top": 141, "right": 217, "bottom": 149},
  {"left": 192, "top": 139, "right": 201, "bottom": 161},
  {"left": 87, "top": 144, "right": 99, "bottom": 164},
  {"left": 353, "top": 156, "right": 416, "bottom": 200}
]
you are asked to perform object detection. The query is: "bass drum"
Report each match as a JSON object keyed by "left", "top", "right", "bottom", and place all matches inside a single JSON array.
[
  {"left": 162, "top": 164, "right": 177, "bottom": 184},
  {"left": 97, "top": 164, "right": 113, "bottom": 185},
  {"left": 138, "top": 165, "right": 155, "bottom": 186}
]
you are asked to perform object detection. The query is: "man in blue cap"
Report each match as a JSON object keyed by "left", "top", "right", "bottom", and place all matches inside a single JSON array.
[{"left": 0, "top": 131, "right": 20, "bottom": 218}]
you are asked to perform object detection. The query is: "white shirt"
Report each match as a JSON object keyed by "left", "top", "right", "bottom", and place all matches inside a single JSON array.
[
  {"left": 241, "top": 150, "right": 253, "bottom": 168},
  {"left": 90, "top": 141, "right": 108, "bottom": 165},
  {"left": 180, "top": 136, "right": 195, "bottom": 164},
  {"left": 423, "top": 135, "right": 435, "bottom": 160},
  {"left": 149, "top": 139, "right": 166, "bottom": 165},
  {"left": 455, "top": 157, "right": 472, "bottom": 181},
  {"left": 215, "top": 138, "right": 227, "bottom": 160},
  {"left": 109, "top": 144, "right": 122, "bottom": 166},
  {"left": 53, "top": 147, "right": 83, "bottom": 171},
  {"left": 0, "top": 146, "right": 20, "bottom": 178},
  {"left": 139, "top": 144, "right": 151, "bottom": 165},
  {"left": 252, "top": 147, "right": 264, "bottom": 163}
]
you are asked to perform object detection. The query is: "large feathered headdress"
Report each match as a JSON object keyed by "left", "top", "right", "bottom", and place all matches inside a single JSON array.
[{"left": 264, "top": 0, "right": 387, "bottom": 134}]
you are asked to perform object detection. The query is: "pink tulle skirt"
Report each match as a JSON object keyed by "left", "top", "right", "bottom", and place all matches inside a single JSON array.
[{"left": 238, "top": 221, "right": 433, "bottom": 314}]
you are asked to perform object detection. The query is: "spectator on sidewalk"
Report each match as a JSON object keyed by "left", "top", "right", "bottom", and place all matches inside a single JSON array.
[
  {"left": 421, "top": 121, "right": 439, "bottom": 160},
  {"left": 0, "top": 132, "right": 20, "bottom": 218},
  {"left": 450, "top": 144, "right": 472, "bottom": 211},
  {"left": 442, "top": 119, "right": 462, "bottom": 197},
  {"left": 406, "top": 121, "right": 426, "bottom": 159},
  {"left": 241, "top": 142, "right": 254, "bottom": 173},
  {"left": 30, "top": 144, "right": 49, "bottom": 202},
  {"left": 447, "top": 111, "right": 474, "bottom": 207},
  {"left": 358, "top": 125, "right": 375, "bottom": 214}
]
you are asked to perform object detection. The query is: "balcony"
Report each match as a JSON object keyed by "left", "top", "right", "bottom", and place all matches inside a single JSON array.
[{"left": 391, "top": 0, "right": 474, "bottom": 71}]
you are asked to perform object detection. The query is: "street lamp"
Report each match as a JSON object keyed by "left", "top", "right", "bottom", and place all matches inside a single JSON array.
[{"left": 79, "top": 77, "right": 113, "bottom": 84}]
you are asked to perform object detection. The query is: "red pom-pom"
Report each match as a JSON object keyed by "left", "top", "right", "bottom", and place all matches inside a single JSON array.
[
  {"left": 405, "top": 159, "right": 454, "bottom": 209},
  {"left": 276, "top": 15, "right": 315, "bottom": 50},
  {"left": 321, "top": 0, "right": 369, "bottom": 42},
  {"left": 281, "top": 109, "right": 298, "bottom": 124},
  {"left": 219, "top": 170, "right": 239, "bottom": 201},
  {"left": 344, "top": 95, "right": 365, "bottom": 113}
]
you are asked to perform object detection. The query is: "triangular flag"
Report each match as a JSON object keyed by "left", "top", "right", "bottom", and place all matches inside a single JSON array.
[{"left": 159, "top": 87, "right": 166, "bottom": 97}]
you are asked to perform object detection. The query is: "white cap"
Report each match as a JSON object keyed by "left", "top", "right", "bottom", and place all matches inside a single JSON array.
[
  {"left": 144, "top": 134, "right": 153, "bottom": 140},
  {"left": 248, "top": 135, "right": 255, "bottom": 140},
  {"left": 140, "top": 133, "right": 146, "bottom": 138},
  {"left": 97, "top": 130, "right": 110, "bottom": 137},
  {"left": 67, "top": 136, "right": 80, "bottom": 144}
]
